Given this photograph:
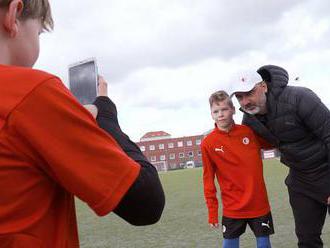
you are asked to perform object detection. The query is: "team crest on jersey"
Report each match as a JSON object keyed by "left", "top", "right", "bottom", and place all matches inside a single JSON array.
[{"left": 242, "top": 137, "right": 250, "bottom": 145}]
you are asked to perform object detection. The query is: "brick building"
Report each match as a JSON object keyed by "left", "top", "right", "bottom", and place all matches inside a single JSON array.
[{"left": 136, "top": 131, "right": 204, "bottom": 172}]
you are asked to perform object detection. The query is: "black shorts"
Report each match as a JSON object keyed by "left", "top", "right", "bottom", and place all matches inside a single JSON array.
[{"left": 221, "top": 212, "right": 274, "bottom": 239}]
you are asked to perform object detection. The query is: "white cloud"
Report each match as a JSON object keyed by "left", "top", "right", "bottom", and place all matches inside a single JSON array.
[{"left": 35, "top": 0, "right": 330, "bottom": 141}]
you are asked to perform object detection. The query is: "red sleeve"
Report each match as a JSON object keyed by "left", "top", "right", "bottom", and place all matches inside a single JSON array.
[
  {"left": 201, "top": 142, "right": 218, "bottom": 224},
  {"left": 9, "top": 78, "right": 140, "bottom": 216}
]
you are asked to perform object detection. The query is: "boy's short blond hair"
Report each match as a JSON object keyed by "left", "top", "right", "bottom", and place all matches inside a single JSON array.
[
  {"left": 209, "top": 90, "right": 234, "bottom": 108},
  {"left": 0, "top": 0, "right": 53, "bottom": 31}
]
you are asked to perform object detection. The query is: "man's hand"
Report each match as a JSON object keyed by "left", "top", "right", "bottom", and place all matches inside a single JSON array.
[
  {"left": 97, "top": 75, "right": 108, "bottom": 96},
  {"left": 209, "top": 223, "right": 219, "bottom": 228}
]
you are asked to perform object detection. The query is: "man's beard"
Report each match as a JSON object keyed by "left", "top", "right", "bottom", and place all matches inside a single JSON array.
[
  {"left": 243, "top": 106, "right": 261, "bottom": 115},
  {"left": 242, "top": 93, "right": 267, "bottom": 115}
]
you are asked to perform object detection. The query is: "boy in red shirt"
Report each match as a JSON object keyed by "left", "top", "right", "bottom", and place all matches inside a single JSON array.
[
  {"left": 201, "top": 90, "right": 274, "bottom": 248},
  {"left": 0, "top": 1, "right": 164, "bottom": 247}
]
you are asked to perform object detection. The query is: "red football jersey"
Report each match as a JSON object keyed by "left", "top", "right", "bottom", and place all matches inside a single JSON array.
[
  {"left": 202, "top": 124, "right": 270, "bottom": 223},
  {"left": 0, "top": 65, "right": 140, "bottom": 247}
]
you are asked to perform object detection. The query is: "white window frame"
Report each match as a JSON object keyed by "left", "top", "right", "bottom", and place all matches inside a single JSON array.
[
  {"left": 168, "top": 143, "right": 174, "bottom": 149},
  {"left": 188, "top": 151, "right": 194, "bottom": 157},
  {"left": 196, "top": 139, "right": 201, "bottom": 145},
  {"left": 160, "top": 155, "right": 166, "bottom": 161},
  {"left": 169, "top": 153, "right": 175, "bottom": 160},
  {"left": 179, "top": 152, "right": 184, "bottom": 158},
  {"left": 140, "top": 146, "right": 145, "bottom": 152},
  {"left": 150, "top": 156, "right": 156, "bottom": 162},
  {"left": 186, "top": 140, "right": 192, "bottom": 146},
  {"left": 177, "top": 141, "right": 183, "bottom": 147},
  {"left": 149, "top": 145, "right": 155, "bottom": 151},
  {"left": 159, "top": 144, "right": 164, "bottom": 150}
]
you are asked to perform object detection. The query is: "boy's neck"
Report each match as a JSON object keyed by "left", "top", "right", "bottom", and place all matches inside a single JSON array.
[
  {"left": 0, "top": 46, "right": 10, "bottom": 65},
  {"left": 217, "top": 122, "right": 234, "bottom": 133}
]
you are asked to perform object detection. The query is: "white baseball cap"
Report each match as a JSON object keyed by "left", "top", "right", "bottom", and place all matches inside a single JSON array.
[{"left": 228, "top": 70, "right": 263, "bottom": 96}]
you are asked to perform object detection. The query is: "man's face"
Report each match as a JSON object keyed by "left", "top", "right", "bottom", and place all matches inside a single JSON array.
[
  {"left": 211, "top": 100, "right": 235, "bottom": 131},
  {"left": 234, "top": 83, "right": 268, "bottom": 115},
  {"left": 11, "top": 18, "right": 42, "bottom": 67}
]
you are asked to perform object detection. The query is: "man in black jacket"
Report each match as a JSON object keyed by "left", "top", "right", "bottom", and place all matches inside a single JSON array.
[{"left": 230, "top": 65, "right": 330, "bottom": 248}]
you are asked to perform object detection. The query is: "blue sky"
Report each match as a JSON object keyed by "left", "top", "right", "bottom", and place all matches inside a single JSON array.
[{"left": 36, "top": 0, "right": 330, "bottom": 141}]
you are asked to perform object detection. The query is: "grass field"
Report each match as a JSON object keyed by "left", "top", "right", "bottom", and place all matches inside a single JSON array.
[{"left": 76, "top": 159, "right": 330, "bottom": 248}]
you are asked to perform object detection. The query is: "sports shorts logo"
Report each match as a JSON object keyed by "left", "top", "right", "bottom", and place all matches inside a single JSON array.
[
  {"left": 214, "top": 146, "right": 224, "bottom": 153},
  {"left": 261, "top": 221, "right": 270, "bottom": 229},
  {"left": 242, "top": 137, "right": 249, "bottom": 145},
  {"left": 222, "top": 225, "right": 226, "bottom": 233}
]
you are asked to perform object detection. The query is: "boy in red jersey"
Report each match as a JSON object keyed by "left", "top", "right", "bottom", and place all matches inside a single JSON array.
[
  {"left": 0, "top": 1, "right": 164, "bottom": 247},
  {"left": 201, "top": 90, "right": 274, "bottom": 248}
]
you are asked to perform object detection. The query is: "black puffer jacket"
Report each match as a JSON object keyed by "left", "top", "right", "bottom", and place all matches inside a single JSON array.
[{"left": 242, "top": 65, "right": 330, "bottom": 203}]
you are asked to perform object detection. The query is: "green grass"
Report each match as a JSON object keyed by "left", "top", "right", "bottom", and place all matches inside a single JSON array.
[{"left": 76, "top": 159, "right": 330, "bottom": 247}]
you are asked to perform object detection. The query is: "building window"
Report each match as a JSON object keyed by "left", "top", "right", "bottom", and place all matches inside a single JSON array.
[
  {"left": 140, "top": 146, "right": 145, "bottom": 151},
  {"left": 159, "top": 144, "right": 164, "bottom": 150},
  {"left": 149, "top": 145, "right": 155, "bottom": 151},
  {"left": 168, "top": 143, "right": 174, "bottom": 148},
  {"left": 196, "top": 139, "right": 201, "bottom": 145},
  {"left": 169, "top": 153, "right": 175, "bottom": 160},
  {"left": 179, "top": 152, "right": 184, "bottom": 158},
  {"left": 198, "top": 150, "right": 202, "bottom": 156},
  {"left": 160, "top": 155, "right": 166, "bottom": 161},
  {"left": 186, "top": 140, "right": 192, "bottom": 146},
  {"left": 177, "top": 141, "right": 183, "bottom": 147},
  {"left": 150, "top": 156, "right": 156, "bottom": 162},
  {"left": 180, "top": 162, "right": 185, "bottom": 168},
  {"left": 188, "top": 151, "right": 194, "bottom": 157}
]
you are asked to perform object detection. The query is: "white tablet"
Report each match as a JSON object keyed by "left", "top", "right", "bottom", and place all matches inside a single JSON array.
[{"left": 68, "top": 58, "right": 98, "bottom": 104}]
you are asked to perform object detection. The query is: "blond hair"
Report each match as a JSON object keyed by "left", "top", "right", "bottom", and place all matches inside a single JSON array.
[
  {"left": 0, "top": 0, "right": 53, "bottom": 31},
  {"left": 209, "top": 90, "right": 234, "bottom": 108}
]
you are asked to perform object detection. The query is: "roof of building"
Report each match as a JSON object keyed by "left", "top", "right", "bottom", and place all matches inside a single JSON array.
[
  {"left": 141, "top": 131, "right": 171, "bottom": 139},
  {"left": 142, "top": 131, "right": 171, "bottom": 138}
]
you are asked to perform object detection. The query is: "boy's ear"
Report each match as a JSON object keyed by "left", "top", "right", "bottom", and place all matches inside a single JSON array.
[{"left": 3, "top": 0, "right": 24, "bottom": 38}]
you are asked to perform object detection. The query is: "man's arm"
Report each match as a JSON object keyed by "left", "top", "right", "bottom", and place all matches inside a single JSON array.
[
  {"left": 93, "top": 96, "right": 165, "bottom": 225},
  {"left": 201, "top": 142, "right": 219, "bottom": 227},
  {"left": 254, "top": 132, "right": 274, "bottom": 150},
  {"left": 296, "top": 88, "right": 330, "bottom": 147},
  {"left": 296, "top": 87, "right": 330, "bottom": 201}
]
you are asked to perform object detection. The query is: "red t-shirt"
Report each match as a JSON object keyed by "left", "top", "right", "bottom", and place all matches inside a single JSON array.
[
  {"left": 0, "top": 65, "right": 140, "bottom": 247},
  {"left": 201, "top": 124, "right": 270, "bottom": 223}
]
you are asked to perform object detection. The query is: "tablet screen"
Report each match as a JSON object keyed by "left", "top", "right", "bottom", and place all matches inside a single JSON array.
[{"left": 69, "top": 59, "right": 97, "bottom": 104}]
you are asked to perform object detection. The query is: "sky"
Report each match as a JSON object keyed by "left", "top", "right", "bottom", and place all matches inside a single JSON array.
[{"left": 35, "top": 0, "right": 330, "bottom": 142}]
